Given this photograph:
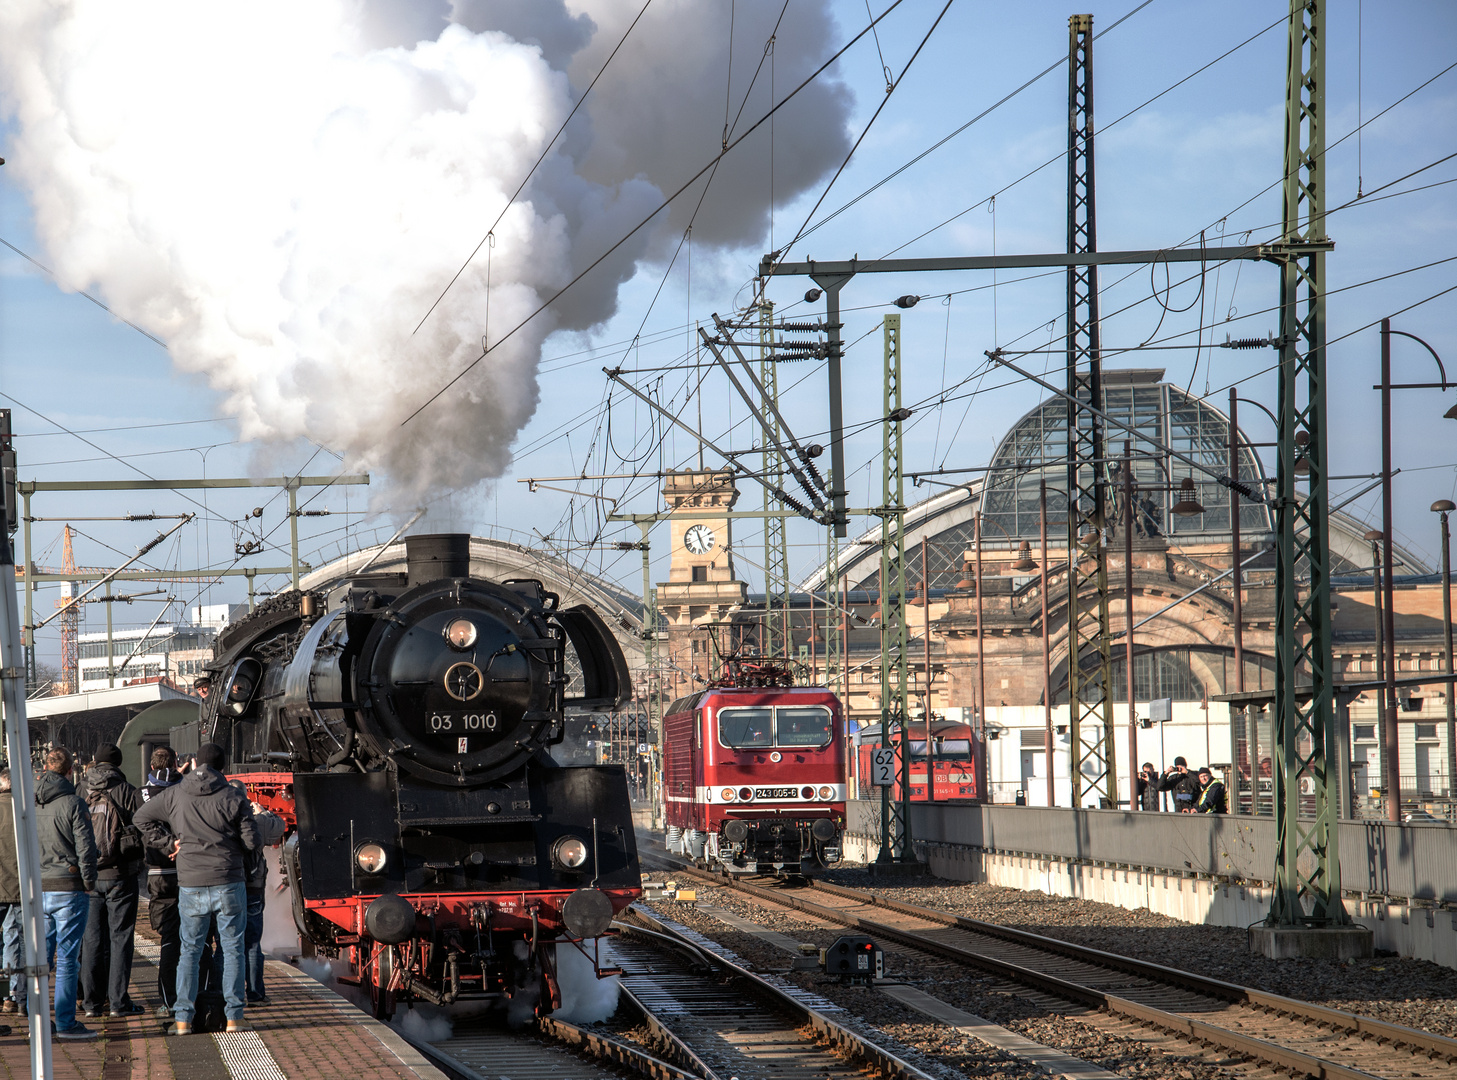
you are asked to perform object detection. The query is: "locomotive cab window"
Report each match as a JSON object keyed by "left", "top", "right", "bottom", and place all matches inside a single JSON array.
[
  {"left": 936, "top": 739, "right": 972, "bottom": 760},
  {"left": 717, "top": 707, "right": 773, "bottom": 749},
  {"left": 775, "top": 707, "right": 833, "bottom": 747}
]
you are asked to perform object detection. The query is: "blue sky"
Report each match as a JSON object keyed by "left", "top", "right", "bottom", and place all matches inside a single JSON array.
[{"left": 2, "top": 0, "right": 1454, "bottom": 666}]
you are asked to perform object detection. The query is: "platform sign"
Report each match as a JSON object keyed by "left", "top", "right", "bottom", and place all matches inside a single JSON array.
[{"left": 870, "top": 748, "right": 897, "bottom": 786}]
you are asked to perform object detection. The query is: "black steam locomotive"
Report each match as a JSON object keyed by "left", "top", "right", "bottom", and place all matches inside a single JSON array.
[{"left": 179, "top": 533, "right": 641, "bottom": 1019}]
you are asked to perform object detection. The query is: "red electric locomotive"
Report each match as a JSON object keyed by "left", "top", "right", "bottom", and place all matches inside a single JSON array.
[
  {"left": 856, "top": 719, "right": 981, "bottom": 801},
  {"left": 663, "top": 659, "right": 845, "bottom": 876}
]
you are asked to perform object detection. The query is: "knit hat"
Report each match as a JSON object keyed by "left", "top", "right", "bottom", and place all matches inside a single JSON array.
[{"left": 147, "top": 767, "right": 182, "bottom": 788}]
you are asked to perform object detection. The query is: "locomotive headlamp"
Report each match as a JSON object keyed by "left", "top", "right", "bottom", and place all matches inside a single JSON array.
[
  {"left": 737, "top": 787, "right": 754, "bottom": 802},
  {"left": 356, "top": 843, "right": 388, "bottom": 874},
  {"left": 720, "top": 787, "right": 737, "bottom": 802},
  {"left": 552, "top": 835, "right": 589, "bottom": 870},
  {"left": 818, "top": 785, "right": 834, "bottom": 800},
  {"left": 445, "top": 618, "right": 478, "bottom": 650}
]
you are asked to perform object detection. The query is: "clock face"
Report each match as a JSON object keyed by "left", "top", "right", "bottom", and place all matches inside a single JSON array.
[{"left": 684, "top": 524, "right": 716, "bottom": 555}]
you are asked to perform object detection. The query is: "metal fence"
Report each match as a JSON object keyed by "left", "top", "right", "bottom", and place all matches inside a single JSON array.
[{"left": 846, "top": 799, "right": 1457, "bottom": 903}]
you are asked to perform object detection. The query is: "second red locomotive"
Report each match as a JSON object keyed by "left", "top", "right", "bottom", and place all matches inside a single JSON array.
[{"left": 663, "top": 659, "right": 845, "bottom": 876}]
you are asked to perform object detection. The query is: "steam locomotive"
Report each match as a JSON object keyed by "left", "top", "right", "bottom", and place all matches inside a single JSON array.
[{"left": 176, "top": 533, "right": 641, "bottom": 1019}]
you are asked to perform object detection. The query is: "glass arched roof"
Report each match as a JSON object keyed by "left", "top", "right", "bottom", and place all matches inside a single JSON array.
[{"left": 981, "top": 369, "right": 1274, "bottom": 540}]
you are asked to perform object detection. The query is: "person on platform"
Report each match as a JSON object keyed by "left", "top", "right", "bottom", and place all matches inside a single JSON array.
[
  {"left": 229, "top": 781, "right": 285, "bottom": 1003},
  {"left": 79, "top": 743, "right": 145, "bottom": 1018},
  {"left": 141, "top": 748, "right": 183, "bottom": 1017},
  {"left": 1196, "top": 766, "right": 1228, "bottom": 814},
  {"left": 0, "top": 770, "right": 26, "bottom": 1017},
  {"left": 1160, "top": 756, "right": 1202, "bottom": 813},
  {"left": 134, "top": 742, "right": 259, "bottom": 1036},
  {"left": 36, "top": 748, "right": 98, "bottom": 1040},
  {"left": 1136, "top": 762, "right": 1162, "bottom": 811}
]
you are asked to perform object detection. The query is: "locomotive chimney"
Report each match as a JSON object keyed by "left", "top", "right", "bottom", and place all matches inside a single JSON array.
[{"left": 405, "top": 533, "right": 473, "bottom": 586}]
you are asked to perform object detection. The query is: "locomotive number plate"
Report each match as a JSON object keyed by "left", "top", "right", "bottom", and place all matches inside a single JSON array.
[
  {"left": 754, "top": 787, "right": 799, "bottom": 799},
  {"left": 429, "top": 712, "right": 500, "bottom": 732}
]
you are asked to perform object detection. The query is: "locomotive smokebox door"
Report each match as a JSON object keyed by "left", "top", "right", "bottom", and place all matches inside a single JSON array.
[{"left": 819, "top": 935, "right": 882, "bottom": 984}]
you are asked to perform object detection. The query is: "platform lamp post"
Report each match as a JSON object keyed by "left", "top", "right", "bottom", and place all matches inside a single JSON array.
[
  {"left": 1433, "top": 500, "right": 1456, "bottom": 805},
  {"left": 1377, "top": 319, "right": 1452, "bottom": 820}
]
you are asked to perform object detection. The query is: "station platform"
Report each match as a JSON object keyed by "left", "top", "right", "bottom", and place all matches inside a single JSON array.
[{"left": 0, "top": 946, "right": 444, "bottom": 1080}]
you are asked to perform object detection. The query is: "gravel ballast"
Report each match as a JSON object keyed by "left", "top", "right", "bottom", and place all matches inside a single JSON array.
[{"left": 638, "top": 887, "right": 1247, "bottom": 1080}]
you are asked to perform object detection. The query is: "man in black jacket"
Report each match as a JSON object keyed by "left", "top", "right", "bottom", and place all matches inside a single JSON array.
[
  {"left": 141, "top": 748, "right": 182, "bottom": 1017},
  {"left": 134, "top": 742, "right": 259, "bottom": 1036},
  {"left": 36, "top": 748, "right": 99, "bottom": 1040},
  {"left": 1160, "top": 756, "right": 1202, "bottom": 813},
  {"left": 79, "top": 743, "right": 144, "bottom": 1018}
]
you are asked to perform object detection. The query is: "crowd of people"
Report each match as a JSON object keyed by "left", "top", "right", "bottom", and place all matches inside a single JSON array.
[
  {"left": 0, "top": 741, "right": 283, "bottom": 1040},
  {"left": 1137, "top": 757, "right": 1228, "bottom": 813}
]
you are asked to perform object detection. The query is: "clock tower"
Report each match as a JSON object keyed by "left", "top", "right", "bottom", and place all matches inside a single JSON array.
[{"left": 657, "top": 469, "right": 747, "bottom": 696}]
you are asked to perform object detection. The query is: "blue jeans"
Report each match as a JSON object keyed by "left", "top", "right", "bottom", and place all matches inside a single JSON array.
[
  {"left": 177, "top": 883, "right": 247, "bottom": 1024},
  {"left": 43, "top": 892, "right": 89, "bottom": 1032},
  {"left": 0, "top": 903, "right": 26, "bottom": 1011},
  {"left": 244, "top": 891, "right": 265, "bottom": 1000}
]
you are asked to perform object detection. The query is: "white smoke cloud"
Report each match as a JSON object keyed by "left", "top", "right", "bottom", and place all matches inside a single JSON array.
[{"left": 0, "top": 0, "right": 851, "bottom": 504}]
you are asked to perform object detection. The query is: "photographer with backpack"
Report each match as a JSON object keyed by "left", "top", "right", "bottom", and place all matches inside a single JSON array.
[{"left": 79, "top": 744, "right": 145, "bottom": 1019}]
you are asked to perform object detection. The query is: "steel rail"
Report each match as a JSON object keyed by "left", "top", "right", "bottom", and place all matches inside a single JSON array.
[
  {"left": 539, "top": 1015, "right": 701, "bottom": 1080},
  {"left": 616, "top": 982, "right": 725, "bottom": 1080},
  {"left": 398, "top": 1010, "right": 697, "bottom": 1080},
  {"left": 706, "top": 876, "right": 1391, "bottom": 1080},
  {"left": 652, "top": 860, "right": 1455, "bottom": 1077},
  {"left": 622, "top": 906, "right": 939, "bottom": 1080},
  {"left": 804, "top": 878, "right": 1457, "bottom": 1060}
]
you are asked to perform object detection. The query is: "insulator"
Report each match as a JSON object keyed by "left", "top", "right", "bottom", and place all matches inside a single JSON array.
[
  {"left": 777, "top": 321, "right": 823, "bottom": 332},
  {"left": 780, "top": 492, "right": 812, "bottom": 517},
  {"left": 802, "top": 457, "right": 827, "bottom": 492},
  {"left": 1217, "top": 475, "right": 1259, "bottom": 501},
  {"left": 1221, "top": 336, "right": 1273, "bottom": 350}
]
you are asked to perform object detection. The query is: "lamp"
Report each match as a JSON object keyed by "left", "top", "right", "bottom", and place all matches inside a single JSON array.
[
  {"left": 804, "top": 287, "right": 823, "bottom": 303},
  {"left": 1013, "top": 540, "right": 1037, "bottom": 572},
  {"left": 1293, "top": 430, "right": 1311, "bottom": 475},
  {"left": 1171, "top": 478, "right": 1205, "bottom": 517},
  {"left": 894, "top": 295, "right": 920, "bottom": 309}
]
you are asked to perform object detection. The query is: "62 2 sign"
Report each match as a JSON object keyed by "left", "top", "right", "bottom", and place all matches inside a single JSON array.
[{"left": 870, "top": 748, "right": 898, "bottom": 786}]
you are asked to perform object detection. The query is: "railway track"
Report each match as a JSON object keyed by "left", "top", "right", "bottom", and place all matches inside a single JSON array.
[
  {"left": 651, "top": 857, "right": 1457, "bottom": 1080},
  {"left": 390, "top": 905, "right": 932, "bottom": 1080},
  {"left": 613, "top": 906, "right": 937, "bottom": 1080}
]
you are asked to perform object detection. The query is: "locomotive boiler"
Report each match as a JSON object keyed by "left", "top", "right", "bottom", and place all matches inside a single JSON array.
[{"left": 181, "top": 533, "right": 640, "bottom": 1019}]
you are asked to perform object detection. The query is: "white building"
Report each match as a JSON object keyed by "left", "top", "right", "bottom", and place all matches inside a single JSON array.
[{"left": 77, "top": 604, "right": 243, "bottom": 692}]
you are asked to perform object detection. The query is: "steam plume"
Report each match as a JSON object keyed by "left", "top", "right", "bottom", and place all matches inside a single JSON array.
[{"left": 0, "top": 0, "right": 851, "bottom": 502}]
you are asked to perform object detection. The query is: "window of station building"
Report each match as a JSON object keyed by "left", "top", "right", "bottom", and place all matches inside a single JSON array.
[
  {"left": 1353, "top": 724, "right": 1377, "bottom": 742},
  {"left": 717, "top": 707, "right": 773, "bottom": 748},
  {"left": 1415, "top": 723, "right": 1438, "bottom": 741},
  {"left": 775, "top": 706, "right": 833, "bottom": 747},
  {"left": 1056, "top": 647, "right": 1274, "bottom": 705},
  {"left": 692, "top": 565, "right": 708, "bottom": 582}
]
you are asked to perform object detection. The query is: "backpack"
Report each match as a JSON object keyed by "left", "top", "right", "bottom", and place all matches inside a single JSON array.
[{"left": 87, "top": 788, "right": 143, "bottom": 869}]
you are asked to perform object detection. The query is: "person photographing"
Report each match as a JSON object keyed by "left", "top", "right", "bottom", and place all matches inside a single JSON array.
[{"left": 1160, "top": 756, "right": 1201, "bottom": 813}]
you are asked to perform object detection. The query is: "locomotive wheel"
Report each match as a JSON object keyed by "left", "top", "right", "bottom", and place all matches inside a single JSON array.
[{"left": 369, "top": 944, "right": 397, "bottom": 1021}]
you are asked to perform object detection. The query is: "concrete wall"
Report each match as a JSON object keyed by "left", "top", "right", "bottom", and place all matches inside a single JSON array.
[{"left": 843, "top": 800, "right": 1457, "bottom": 969}]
